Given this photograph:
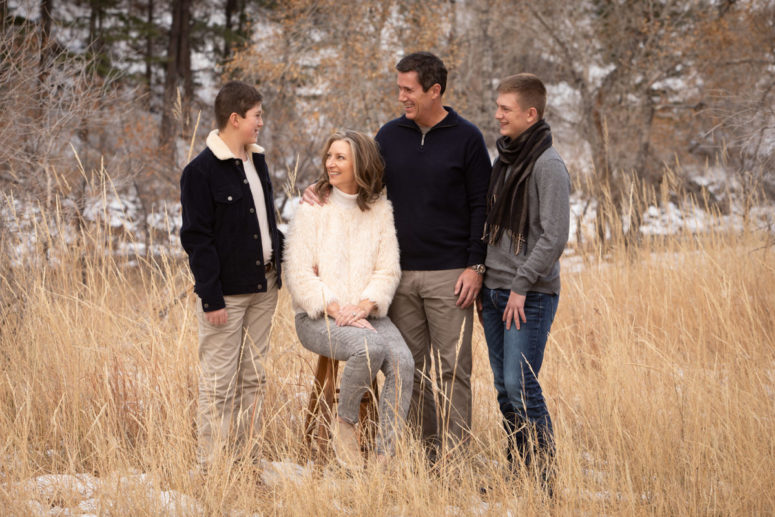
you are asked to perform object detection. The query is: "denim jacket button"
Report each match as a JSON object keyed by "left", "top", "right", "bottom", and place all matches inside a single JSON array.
[
  {"left": 243, "top": 179, "right": 248, "bottom": 184},
  {"left": 253, "top": 234, "right": 258, "bottom": 239},
  {"left": 227, "top": 195, "right": 233, "bottom": 201}
]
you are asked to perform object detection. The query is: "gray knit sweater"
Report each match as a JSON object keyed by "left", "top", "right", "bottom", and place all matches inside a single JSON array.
[{"left": 483, "top": 147, "right": 570, "bottom": 295}]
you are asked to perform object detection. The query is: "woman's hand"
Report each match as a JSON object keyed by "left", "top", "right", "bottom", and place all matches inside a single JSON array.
[
  {"left": 326, "top": 301, "right": 341, "bottom": 319},
  {"left": 357, "top": 300, "right": 376, "bottom": 317},
  {"left": 335, "top": 304, "right": 368, "bottom": 327},
  {"left": 326, "top": 302, "right": 376, "bottom": 331},
  {"left": 350, "top": 318, "right": 376, "bottom": 331}
]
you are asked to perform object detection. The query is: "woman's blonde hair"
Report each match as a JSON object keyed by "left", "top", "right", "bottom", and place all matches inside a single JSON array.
[{"left": 314, "top": 130, "right": 384, "bottom": 211}]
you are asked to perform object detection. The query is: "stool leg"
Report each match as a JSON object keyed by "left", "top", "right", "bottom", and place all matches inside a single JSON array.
[
  {"left": 319, "top": 358, "right": 338, "bottom": 450},
  {"left": 305, "top": 357, "right": 332, "bottom": 444},
  {"left": 304, "top": 356, "right": 326, "bottom": 447},
  {"left": 304, "top": 356, "right": 339, "bottom": 455}
]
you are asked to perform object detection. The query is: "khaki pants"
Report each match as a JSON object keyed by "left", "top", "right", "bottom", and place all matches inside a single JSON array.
[
  {"left": 196, "top": 271, "right": 278, "bottom": 465},
  {"left": 388, "top": 269, "right": 473, "bottom": 450}
]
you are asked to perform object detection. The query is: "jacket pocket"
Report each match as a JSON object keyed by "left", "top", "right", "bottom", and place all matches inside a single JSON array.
[
  {"left": 212, "top": 187, "right": 244, "bottom": 274},
  {"left": 213, "top": 187, "right": 243, "bottom": 204}
]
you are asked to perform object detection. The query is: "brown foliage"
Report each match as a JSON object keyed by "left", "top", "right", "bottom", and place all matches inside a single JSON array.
[{"left": 226, "top": 0, "right": 456, "bottom": 193}]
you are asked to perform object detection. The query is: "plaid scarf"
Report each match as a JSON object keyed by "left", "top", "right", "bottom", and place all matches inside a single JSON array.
[{"left": 483, "top": 119, "right": 552, "bottom": 254}]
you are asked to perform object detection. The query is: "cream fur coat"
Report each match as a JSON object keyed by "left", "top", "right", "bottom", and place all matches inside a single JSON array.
[{"left": 284, "top": 188, "right": 401, "bottom": 319}]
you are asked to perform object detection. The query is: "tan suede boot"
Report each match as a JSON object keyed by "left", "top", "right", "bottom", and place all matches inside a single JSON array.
[{"left": 332, "top": 418, "right": 362, "bottom": 470}]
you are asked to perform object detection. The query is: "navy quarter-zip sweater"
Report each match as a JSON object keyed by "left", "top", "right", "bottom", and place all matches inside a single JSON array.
[{"left": 375, "top": 106, "right": 491, "bottom": 271}]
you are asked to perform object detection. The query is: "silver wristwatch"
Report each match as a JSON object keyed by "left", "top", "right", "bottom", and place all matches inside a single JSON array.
[{"left": 470, "top": 264, "right": 486, "bottom": 275}]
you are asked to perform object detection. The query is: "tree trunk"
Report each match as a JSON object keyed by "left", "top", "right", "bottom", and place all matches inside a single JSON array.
[
  {"left": 224, "top": 0, "right": 236, "bottom": 59},
  {"left": 1, "top": 0, "right": 8, "bottom": 31},
  {"left": 160, "top": 0, "right": 191, "bottom": 158},
  {"left": 88, "top": 1, "right": 104, "bottom": 55},
  {"left": 180, "top": 1, "right": 192, "bottom": 137},
  {"left": 40, "top": 0, "right": 52, "bottom": 38},
  {"left": 145, "top": 0, "right": 154, "bottom": 109},
  {"left": 36, "top": 0, "right": 53, "bottom": 237},
  {"left": 160, "top": 0, "right": 182, "bottom": 150},
  {"left": 38, "top": 0, "right": 53, "bottom": 83},
  {"left": 237, "top": 0, "right": 247, "bottom": 37},
  {"left": 633, "top": 91, "right": 656, "bottom": 185},
  {"left": 579, "top": 87, "right": 614, "bottom": 245}
]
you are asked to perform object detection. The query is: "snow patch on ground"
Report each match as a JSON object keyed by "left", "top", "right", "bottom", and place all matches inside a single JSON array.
[
  {"left": 8, "top": 462, "right": 310, "bottom": 516},
  {"left": 11, "top": 470, "right": 201, "bottom": 516},
  {"left": 3, "top": 167, "right": 774, "bottom": 270}
]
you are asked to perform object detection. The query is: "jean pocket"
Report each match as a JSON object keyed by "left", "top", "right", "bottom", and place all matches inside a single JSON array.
[{"left": 493, "top": 288, "right": 510, "bottom": 308}]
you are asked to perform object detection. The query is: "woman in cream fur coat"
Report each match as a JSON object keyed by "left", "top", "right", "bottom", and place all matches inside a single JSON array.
[{"left": 284, "top": 130, "right": 413, "bottom": 467}]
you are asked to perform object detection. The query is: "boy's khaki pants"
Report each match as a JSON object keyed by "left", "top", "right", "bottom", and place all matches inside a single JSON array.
[{"left": 195, "top": 271, "right": 278, "bottom": 466}]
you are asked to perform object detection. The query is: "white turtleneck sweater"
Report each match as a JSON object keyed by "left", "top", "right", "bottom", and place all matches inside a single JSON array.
[{"left": 284, "top": 188, "right": 401, "bottom": 318}]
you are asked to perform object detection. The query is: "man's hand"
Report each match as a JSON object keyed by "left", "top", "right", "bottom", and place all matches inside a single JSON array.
[
  {"left": 454, "top": 268, "right": 483, "bottom": 308},
  {"left": 301, "top": 184, "right": 327, "bottom": 206},
  {"left": 503, "top": 291, "right": 526, "bottom": 330},
  {"left": 205, "top": 308, "right": 227, "bottom": 326}
]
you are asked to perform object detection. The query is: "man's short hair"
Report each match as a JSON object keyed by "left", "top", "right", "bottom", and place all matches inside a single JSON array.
[
  {"left": 214, "top": 81, "right": 263, "bottom": 130},
  {"left": 396, "top": 52, "right": 448, "bottom": 95},
  {"left": 497, "top": 73, "right": 547, "bottom": 119}
]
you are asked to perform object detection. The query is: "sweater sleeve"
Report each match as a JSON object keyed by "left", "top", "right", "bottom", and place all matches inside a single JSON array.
[
  {"left": 359, "top": 200, "right": 401, "bottom": 318},
  {"left": 511, "top": 158, "right": 571, "bottom": 295},
  {"left": 463, "top": 129, "right": 492, "bottom": 266},
  {"left": 283, "top": 204, "right": 339, "bottom": 318}
]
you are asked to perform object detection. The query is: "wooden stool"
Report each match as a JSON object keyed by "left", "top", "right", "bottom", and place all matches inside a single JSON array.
[{"left": 304, "top": 355, "right": 379, "bottom": 458}]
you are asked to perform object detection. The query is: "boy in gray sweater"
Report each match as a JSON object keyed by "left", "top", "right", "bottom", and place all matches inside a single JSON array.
[{"left": 479, "top": 73, "right": 570, "bottom": 491}]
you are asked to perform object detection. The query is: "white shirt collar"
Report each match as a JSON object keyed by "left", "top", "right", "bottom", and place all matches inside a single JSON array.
[{"left": 205, "top": 129, "right": 265, "bottom": 160}]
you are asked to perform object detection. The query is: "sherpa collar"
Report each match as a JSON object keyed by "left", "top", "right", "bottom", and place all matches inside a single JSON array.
[{"left": 206, "top": 129, "right": 265, "bottom": 160}]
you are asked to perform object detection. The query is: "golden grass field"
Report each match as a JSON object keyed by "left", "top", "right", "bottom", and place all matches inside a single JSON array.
[{"left": 1, "top": 190, "right": 774, "bottom": 516}]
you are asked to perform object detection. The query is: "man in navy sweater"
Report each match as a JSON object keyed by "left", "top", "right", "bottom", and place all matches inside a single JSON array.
[{"left": 374, "top": 52, "right": 491, "bottom": 455}]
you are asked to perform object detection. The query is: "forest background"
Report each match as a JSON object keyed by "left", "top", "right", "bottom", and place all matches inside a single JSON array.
[
  {"left": 1, "top": 1, "right": 775, "bottom": 515},
  {"left": 2, "top": 0, "right": 774, "bottom": 243}
]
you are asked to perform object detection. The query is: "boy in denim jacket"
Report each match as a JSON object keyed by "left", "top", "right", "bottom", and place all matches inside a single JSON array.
[{"left": 180, "top": 81, "right": 283, "bottom": 466}]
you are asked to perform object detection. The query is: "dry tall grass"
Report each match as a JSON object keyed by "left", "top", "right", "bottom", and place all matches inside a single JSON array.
[{"left": 1, "top": 182, "right": 774, "bottom": 515}]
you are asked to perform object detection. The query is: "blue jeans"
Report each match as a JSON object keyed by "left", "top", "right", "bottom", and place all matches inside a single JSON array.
[{"left": 481, "top": 287, "right": 558, "bottom": 466}]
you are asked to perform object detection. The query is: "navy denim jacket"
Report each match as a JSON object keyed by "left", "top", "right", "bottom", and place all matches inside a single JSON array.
[{"left": 180, "top": 145, "right": 283, "bottom": 312}]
